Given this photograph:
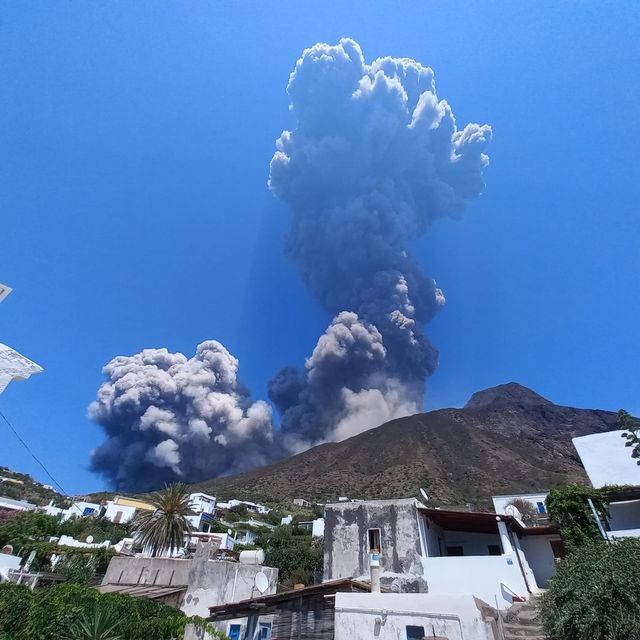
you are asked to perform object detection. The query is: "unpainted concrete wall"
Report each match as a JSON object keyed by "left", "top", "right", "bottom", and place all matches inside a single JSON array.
[
  {"left": 324, "top": 499, "right": 427, "bottom": 592},
  {"left": 102, "top": 554, "right": 278, "bottom": 618}
]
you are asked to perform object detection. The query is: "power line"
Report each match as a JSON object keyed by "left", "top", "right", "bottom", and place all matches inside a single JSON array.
[{"left": 0, "top": 406, "right": 68, "bottom": 496}]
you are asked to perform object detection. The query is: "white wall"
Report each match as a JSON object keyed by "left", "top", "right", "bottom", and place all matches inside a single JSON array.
[
  {"left": 519, "top": 536, "right": 557, "bottom": 588},
  {"left": 189, "top": 493, "right": 216, "bottom": 515},
  {"left": 609, "top": 500, "right": 640, "bottom": 535},
  {"left": 425, "top": 553, "right": 529, "bottom": 608},
  {"left": 573, "top": 430, "right": 640, "bottom": 488},
  {"left": 334, "top": 592, "right": 496, "bottom": 640},
  {"left": 492, "top": 493, "right": 548, "bottom": 515},
  {"left": 104, "top": 502, "right": 137, "bottom": 524},
  {"left": 312, "top": 518, "right": 325, "bottom": 538}
]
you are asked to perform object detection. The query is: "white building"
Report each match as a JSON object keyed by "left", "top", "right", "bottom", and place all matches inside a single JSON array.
[
  {"left": 492, "top": 492, "right": 549, "bottom": 519},
  {"left": 0, "top": 496, "right": 37, "bottom": 513},
  {"left": 297, "top": 517, "right": 325, "bottom": 538},
  {"left": 574, "top": 429, "right": 640, "bottom": 538},
  {"left": 189, "top": 492, "right": 216, "bottom": 515},
  {"left": 324, "top": 498, "right": 563, "bottom": 609},
  {"left": 220, "top": 499, "right": 270, "bottom": 515},
  {"left": 334, "top": 592, "right": 499, "bottom": 640}
]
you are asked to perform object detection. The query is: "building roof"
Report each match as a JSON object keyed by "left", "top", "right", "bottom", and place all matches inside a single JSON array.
[
  {"left": 0, "top": 496, "right": 37, "bottom": 511},
  {"left": 99, "top": 583, "right": 187, "bottom": 600},
  {"left": 207, "top": 579, "right": 373, "bottom": 621}
]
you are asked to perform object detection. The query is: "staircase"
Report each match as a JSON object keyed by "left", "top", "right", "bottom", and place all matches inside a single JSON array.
[{"left": 499, "top": 597, "right": 546, "bottom": 640}]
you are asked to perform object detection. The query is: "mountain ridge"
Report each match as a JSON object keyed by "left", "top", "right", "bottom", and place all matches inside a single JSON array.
[{"left": 193, "top": 383, "right": 620, "bottom": 505}]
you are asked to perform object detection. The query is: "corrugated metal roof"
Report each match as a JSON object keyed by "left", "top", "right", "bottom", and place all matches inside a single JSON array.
[{"left": 99, "top": 583, "right": 187, "bottom": 600}]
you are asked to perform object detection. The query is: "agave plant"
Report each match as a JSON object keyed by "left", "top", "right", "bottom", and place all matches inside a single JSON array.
[
  {"left": 133, "top": 483, "right": 192, "bottom": 557},
  {"left": 65, "top": 606, "right": 123, "bottom": 640}
]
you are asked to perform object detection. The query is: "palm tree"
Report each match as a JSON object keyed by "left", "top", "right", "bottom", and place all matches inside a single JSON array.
[
  {"left": 133, "top": 483, "right": 192, "bottom": 557},
  {"left": 65, "top": 606, "right": 123, "bottom": 640}
]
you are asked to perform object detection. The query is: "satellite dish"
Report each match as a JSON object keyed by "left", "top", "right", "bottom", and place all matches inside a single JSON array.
[
  {"left": 254, "top": 571, "right": 269, "bottom": 594},
  {"left": 419, "top": 488, "right": 429, "bottom": 503},
  {"left": 1, "top": 545, "right": 13, "bottom": 555},
  {"left": 85, "top": 536, "right": 94, "bottom": 544},
  {"left": 228, "top": 529, "right": 233, "bottom": 536}
]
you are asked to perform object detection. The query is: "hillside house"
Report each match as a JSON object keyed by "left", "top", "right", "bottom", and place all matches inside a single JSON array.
[
  {"left": 101, "top": 540, "right": 278, "bottom": 618},
  {"left": 492, "top": 492, "right": 549, "bottom": 521},
  {"left": 574, "top": 429, "right": 640, "bottom": 538},
  {"left": 189, "top": 492, "right": 217, "bottom": 515},
  {"left": 324, "top": 498, "right": 563, "bottom": 607},
  {"left": 0, "top": 496, "right": 36, "bottom": 515}
]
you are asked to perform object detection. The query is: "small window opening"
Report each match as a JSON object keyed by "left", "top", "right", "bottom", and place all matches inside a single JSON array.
[
  {"left": 368, "top": 528, "right": 381, "bottom": 552},
  {"left": 488, "top": 544, "right": 501, "bottom": 556},
  {"left": 446, "top": 545, "right": 464, "bottom": 556},
  {"left": 406, "top": 625, "right": 425, "bottom": 639}
]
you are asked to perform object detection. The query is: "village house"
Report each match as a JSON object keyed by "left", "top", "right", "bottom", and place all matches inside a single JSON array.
[
  {"left": 323, "top": 497, "right": 562, "bottom": 605},
  {"left": 573, "top": 428, "right": 640, "bottom": 538},
  {"left": 101, "top": 540, "right": 278, "bottom": 619}
]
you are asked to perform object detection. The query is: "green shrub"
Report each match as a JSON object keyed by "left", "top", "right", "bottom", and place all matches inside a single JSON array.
[
  {"left": 545, "top": 484, "right": 608, "bottom": 548},
  {"left": 0, "top": 582, "right": 225, "bottom": 640},
  {"left": 0, "top": 583, "right": 33, "bottom": 637},
  {"left": 540, "top": 539, "right": 640, "bottom": 640}
]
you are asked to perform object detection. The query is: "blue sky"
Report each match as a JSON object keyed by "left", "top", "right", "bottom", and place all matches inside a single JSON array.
[{"left": 1, "top": 1, "right": 639, "bottom": 494}]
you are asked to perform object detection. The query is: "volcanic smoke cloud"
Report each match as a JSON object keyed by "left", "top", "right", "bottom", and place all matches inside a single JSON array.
[
  {"left": 89, "top": 39, "right": 491, "bottom": 490},
  {"left": 268, "top": 38, "right": 491, "bottom": 448},
  {"left": 89, "top": 342, "right": 275, "bottom": 491}
]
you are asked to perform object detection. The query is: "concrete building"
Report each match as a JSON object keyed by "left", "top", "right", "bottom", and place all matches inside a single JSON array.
[
  {"left": 492, "top": 492, "right": 549, "bottom": 519},
  {"left": 324, "top": 498, "right": 562, "bottom": 607},
  {"left": 189, "top": 492, "right": 216, "bottom": 515},
  {"left": 0, "top": 496, "right": 36, "bottom": 514},
  {"left": 334, "top": 592, "right": 500, "bottom": 640},
  {"left": 219, "top": 500, "right": 270, "bottom": 515},
  {"left": 202, "top": 579, "right": 373, "bottom": 640},
  {"left": 100, "top": 541, "right": 278, "bottom": 619},
  {"left": 297, "top": 517, "right": 325, "bottom": 538},
  {"left": 292, "top": 498, "right": 311, "bottom": 507},
  {"left": 574, "top": 429, "right": 640, "bottom": 538}
]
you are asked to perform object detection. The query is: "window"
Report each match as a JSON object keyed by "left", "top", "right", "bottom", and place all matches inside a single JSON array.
[
  {"left": 488, "top": 544, "right": 501, "bottom": 556},
  {"left": 446, "top": 545, "right": 464, "bottom": 556},
  {"left": 368, "top": 528, "right": 381, "bottom": 552},
  {"left": 406, "top": 625, "right": 425, "bottom": 639},
  {"left": 228, "top": 624, "right": 241, "bottom": 640},
  {"left": 536, "top": 501, "right": 546, "bottom": 514},
  {"left": 259, "top": 623, "right": 272, "bottom": 640}
]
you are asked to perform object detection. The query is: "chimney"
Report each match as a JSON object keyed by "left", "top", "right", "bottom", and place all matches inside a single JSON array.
[{"left": 369, "top": 551, "right": 380, "bottom": 593}]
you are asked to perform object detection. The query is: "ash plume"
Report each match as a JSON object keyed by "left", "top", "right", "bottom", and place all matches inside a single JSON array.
[
  {"left": 89, "top": 38, "right": 491, "bottom": 490},
  {"left": 89, "top": 341, "right": 277, "bottom": 491},
  {"left": 268, "top": 38, "right": 491, "bottom": 447}
]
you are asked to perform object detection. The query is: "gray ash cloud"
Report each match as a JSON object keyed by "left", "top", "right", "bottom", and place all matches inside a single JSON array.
[
  {"left": 89, "top": 341, "right": 277, "bottom": 491},
  {"left": 89, "top": 39, "right": 491, "bottom": 489},
  {"left": 268, "top": 39, "right": 491, "bottom": 447}
]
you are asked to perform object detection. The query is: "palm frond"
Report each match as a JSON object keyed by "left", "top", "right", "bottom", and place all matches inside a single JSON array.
[{"left": 133, "top": 483, "right": 192, "bottom": 556}]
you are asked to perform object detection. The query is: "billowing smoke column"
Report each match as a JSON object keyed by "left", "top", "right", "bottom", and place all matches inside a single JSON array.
[
  {"left": 89, "top": 341, "right": 276, "bottom": 491},
  {"left": 89, "top": 38, "right": 491, "bottom": 490},
  {"left": 268, "top": 38, "right": 491, "bottom": 448}
]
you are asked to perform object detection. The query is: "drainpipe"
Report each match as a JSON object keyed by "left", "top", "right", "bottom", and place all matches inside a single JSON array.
[
  {"left": 496, "top": 517, "right": 513, "bottom": 555},
  {"left": 370, "top": 551, "right": 381, "bottom": 593}
]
